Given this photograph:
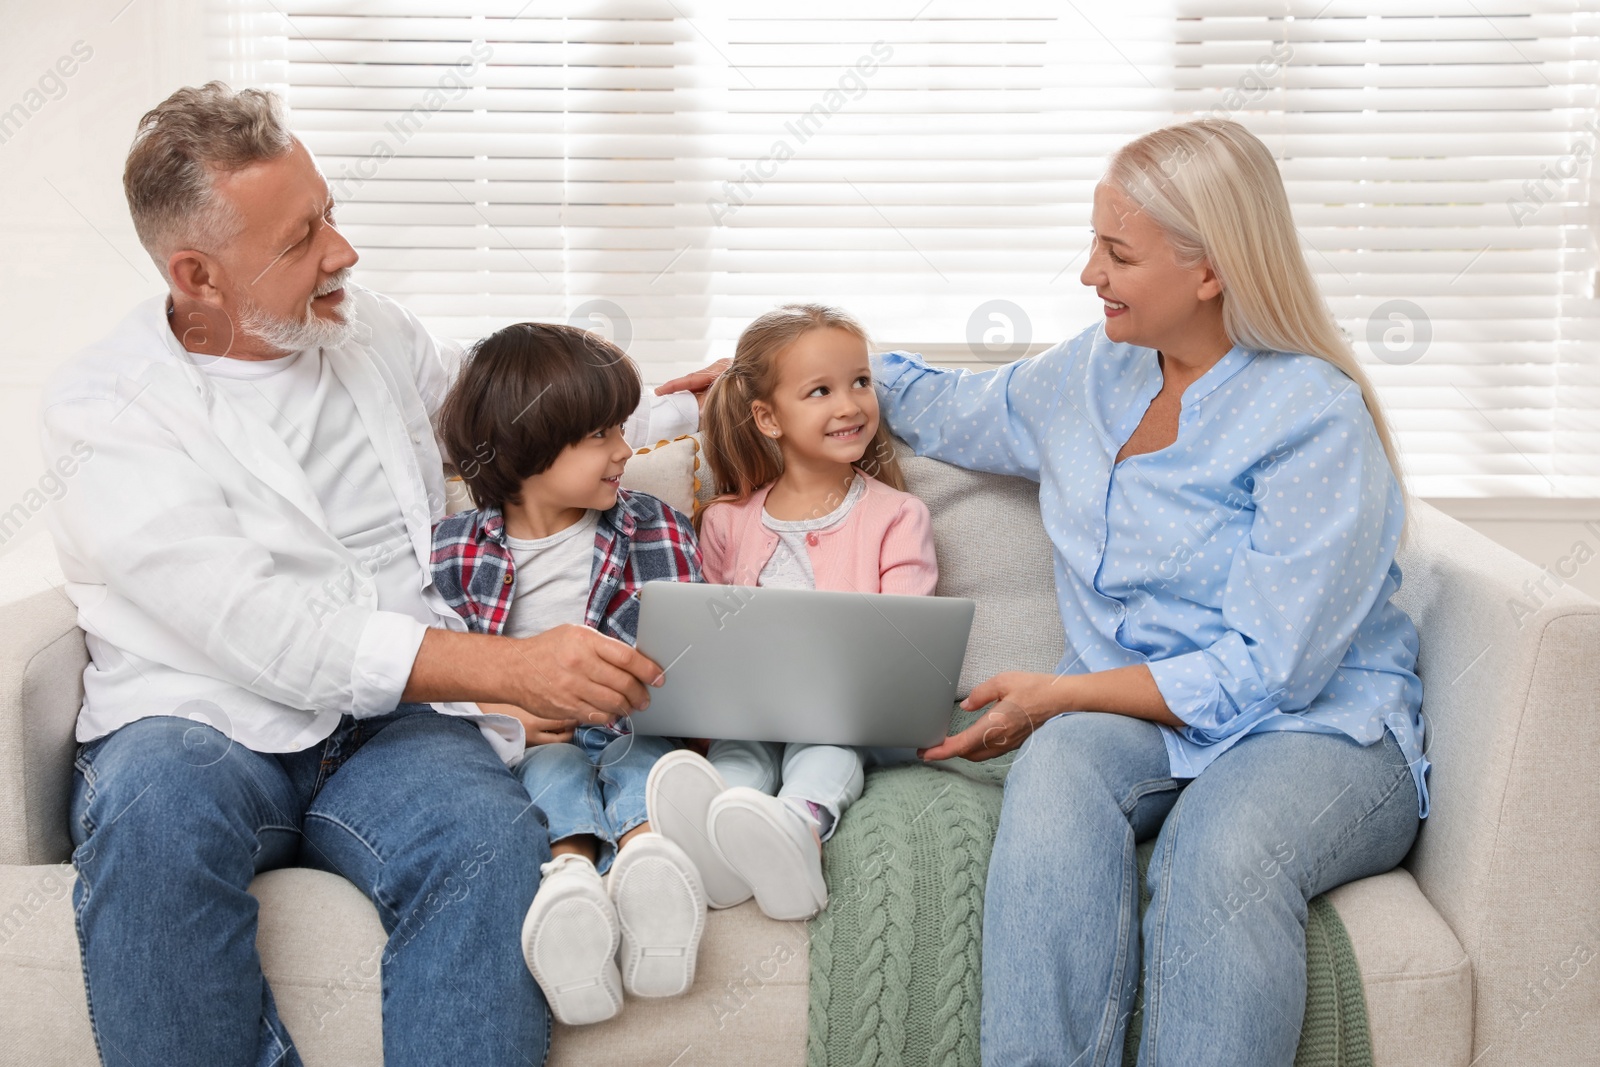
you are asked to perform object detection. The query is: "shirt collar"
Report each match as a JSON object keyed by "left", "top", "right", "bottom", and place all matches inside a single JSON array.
[
  {"left": 602, "top": 490, "right": 638, "bottom": 538},
  {"left": 476, "top": 506, "right": 507, "bottom": 546},
  {"left": 478, "top": 493, "right": 635, "bottom": 545},
  {"left": 1181, "top": 343, "right": 1256, "bottom": 408}
]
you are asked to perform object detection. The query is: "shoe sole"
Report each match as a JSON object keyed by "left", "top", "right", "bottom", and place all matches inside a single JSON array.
[
  {"left": 645, "top": 752, "right": 753, "bottom": 909},
  {"left": 521, "top": 880, "right": 623, "bottom": 1026},
  {"left": 611, "top": 837, "right": 707, "bottom": 998},
  {"left": 708, "top": 796, "right": 828, "bottom": 922}
]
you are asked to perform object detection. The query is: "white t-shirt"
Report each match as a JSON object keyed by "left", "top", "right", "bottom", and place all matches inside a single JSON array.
[
  {"left": 758, "top": 473, "right": 867, "bottom": 591},
  {"left": 502, "top": 511, "right": 601, "bottom": 639},
  {"left": 200, "top": 349, "right": 434, "bottom": 627}
]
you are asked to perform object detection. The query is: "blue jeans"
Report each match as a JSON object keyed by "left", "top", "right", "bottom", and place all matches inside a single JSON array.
[
  {"left": 981, "top": 712, "right": 1419, "bottom": 1067},
  {"left": 516, "top": 725, "right": 674, "bottom": 873},
  {"left": 69, "top": 706, "right": 551, "bottom": 1067}
]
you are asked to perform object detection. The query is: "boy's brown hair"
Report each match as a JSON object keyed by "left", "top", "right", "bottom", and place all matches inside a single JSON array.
[{"left": 439, "top": 322, "right": 641, "bottom": 511}]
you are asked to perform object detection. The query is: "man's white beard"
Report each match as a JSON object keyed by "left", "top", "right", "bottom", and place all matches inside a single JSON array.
[{"left": 237, "top": 270, "right": 357, "bottom": 354}]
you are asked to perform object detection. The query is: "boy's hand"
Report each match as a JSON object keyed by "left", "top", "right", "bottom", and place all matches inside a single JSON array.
[
  {"left": 477, "top": 702, "right": 576, "bottom": 746},
  {"left": 655, "top": 358, "right": 730, "bottom": 410},
  {"left": 513, "top": 624, "right": 666, "bottom": 728}
]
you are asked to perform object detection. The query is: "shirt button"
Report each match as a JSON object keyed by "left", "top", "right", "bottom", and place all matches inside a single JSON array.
[
  {"left": 806, "top": 533, "right": 819, "bottom": 546},
  {"left": 502, "top": 574, "right": 513, "bottom": 585}
]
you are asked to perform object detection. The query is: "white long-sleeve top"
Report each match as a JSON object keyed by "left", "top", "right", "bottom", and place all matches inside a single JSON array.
[{"left": 40, "top": 286, "right": 696, "bottom": 760}]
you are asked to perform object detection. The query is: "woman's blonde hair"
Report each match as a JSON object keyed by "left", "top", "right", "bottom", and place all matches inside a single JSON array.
[
  {"left": 698, "top": 304, "right": 904, "bottom": 526},
  {"left": 1105, "top": 118, "right": 1408, "bottom": 505}
]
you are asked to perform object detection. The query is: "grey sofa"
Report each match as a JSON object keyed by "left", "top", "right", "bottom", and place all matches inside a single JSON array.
[{"left": 2, "top": 448, "right": 1596, "bottom": 1066}]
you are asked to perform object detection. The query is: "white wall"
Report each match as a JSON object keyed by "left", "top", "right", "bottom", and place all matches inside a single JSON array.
[
  {"left": 0, "top": 1, "right": 1596, "bottom": 608},
  {"left": 0, "top": 0, "right": 211, "bottom": 561}
]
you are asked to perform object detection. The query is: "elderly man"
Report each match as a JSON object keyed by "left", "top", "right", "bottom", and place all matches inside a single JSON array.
[{"left": 40, "top": 82, "right": 716, "bottom": 1066}]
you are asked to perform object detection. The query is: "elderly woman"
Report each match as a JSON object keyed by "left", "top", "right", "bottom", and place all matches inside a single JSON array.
[{"left": 878, "top": 119, "right": 1428, "bottom": 1066}]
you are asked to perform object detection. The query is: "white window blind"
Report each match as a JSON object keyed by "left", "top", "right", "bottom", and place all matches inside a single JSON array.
[
  {"left": 1175, "top": 3, "right": 1599, "bottom": 498},
  {"left": 232, "top": 1, "right": 1599, "bottom": 497}
]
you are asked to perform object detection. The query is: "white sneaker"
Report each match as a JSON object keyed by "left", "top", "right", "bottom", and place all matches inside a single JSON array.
[
  {"left": 706, "top": 788, "right": 829, "bottom": 921},
  {"left": 521, "top": 853, "right": 623, "bottom": 1026},
  {"left": 645, "top": 750, "right": 754, "bottom": 909},
  {"left": 608, "top": 832, "right": 707, "bottom": 998}
]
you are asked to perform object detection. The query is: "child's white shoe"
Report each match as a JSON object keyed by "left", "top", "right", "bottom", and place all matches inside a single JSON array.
[
  {"left": 521, "top": 853, "right": 623, "bottom": 1026},
  {"left": 608, "top": 832, "right": 707, "bottom": 998},
  {"left": 706, "top": 787, "right": 829, "bottom": 921},
  {"left": 645, "top": 750, "right": 754, "bottom": 909}
]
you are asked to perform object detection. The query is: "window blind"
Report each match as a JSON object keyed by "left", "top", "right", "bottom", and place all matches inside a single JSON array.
[
  {"left": 1173, "top": 2, "right": 1599, "bottom": 498},
  {"left": 233, "top": 0, "right": 1598, "bottom": 496}
]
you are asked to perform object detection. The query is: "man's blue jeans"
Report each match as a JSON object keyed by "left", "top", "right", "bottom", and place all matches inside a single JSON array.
[
  {"left": 69, "top": 705, "right": 552, "bottom": 1067},
  {"left": 981, "top": 712, "right": 1420, "bottom": 1067},
  {"left": 515, "top": 725, "right": 674, "bottom": 874}
]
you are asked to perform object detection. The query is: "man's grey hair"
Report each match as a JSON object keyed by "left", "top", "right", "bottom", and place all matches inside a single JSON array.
[{"left": 124, "top": 81, "right": 295, "bottom": 282}]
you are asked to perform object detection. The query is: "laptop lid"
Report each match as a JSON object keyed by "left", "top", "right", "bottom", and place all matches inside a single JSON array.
[{"left": 630, "top": 582, "right": 975, "bottom": 749}]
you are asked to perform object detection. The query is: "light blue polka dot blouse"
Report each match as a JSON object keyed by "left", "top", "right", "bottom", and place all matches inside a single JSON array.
[{"left": 876, "top": 324, "right": 1429, "bottom": 817}]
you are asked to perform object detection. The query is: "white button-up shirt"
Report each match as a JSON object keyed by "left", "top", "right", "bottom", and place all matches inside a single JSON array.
[{"left": 41, "top": 285, "right": 695, "bottom": 761}]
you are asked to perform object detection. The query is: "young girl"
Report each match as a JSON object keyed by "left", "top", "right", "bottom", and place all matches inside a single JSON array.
[{"left": 644, "top": 304, "right": 937, "bottom": 921}]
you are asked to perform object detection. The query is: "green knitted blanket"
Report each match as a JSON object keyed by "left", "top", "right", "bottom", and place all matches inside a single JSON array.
[{"left": 806, "top": 759, "right": 1374, "bottom": 1067}]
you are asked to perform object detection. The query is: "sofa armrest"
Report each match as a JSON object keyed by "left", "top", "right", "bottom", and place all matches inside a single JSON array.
[
  {"left": 0, "top": 538, "right": 85, "bottom": 866},
  {"left": 1393, "top": 502, "right": 1600, "bottom": 1066}
]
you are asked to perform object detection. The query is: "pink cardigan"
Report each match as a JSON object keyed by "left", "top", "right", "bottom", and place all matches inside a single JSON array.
[{"left": 699, "top": 475, "right": 938, "bottom": 595}]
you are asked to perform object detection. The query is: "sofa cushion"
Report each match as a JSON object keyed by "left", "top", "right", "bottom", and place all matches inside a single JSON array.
[
  {"left": 620, "top": 435, "right": 700, "bottom": 519},
  {"left": 898, "top": 449, "right": 1066, "bottom": 697},
  {"left": 1325, "top": 869, "right": 1473, "bottom": 1067},
  {"left": 0, "top": 863, "right": 807, "bottom": 1067}
]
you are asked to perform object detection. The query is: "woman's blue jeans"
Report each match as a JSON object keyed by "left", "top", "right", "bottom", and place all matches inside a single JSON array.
[
  {"left": 69, "top": 705, "right": 552, "bottom": 1067},
  {"left": 981, "top": 712, "right": 1420, "bottom": 1067}
]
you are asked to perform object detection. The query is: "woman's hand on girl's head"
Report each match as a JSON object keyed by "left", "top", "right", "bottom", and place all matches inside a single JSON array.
[{"left": 918, "top": 671, "right": 1072, "bottom": 762}]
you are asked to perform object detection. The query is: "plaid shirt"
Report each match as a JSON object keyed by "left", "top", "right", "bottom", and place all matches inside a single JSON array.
[{"left": 430, "top": 489, "right": 702, "bottom": 646}]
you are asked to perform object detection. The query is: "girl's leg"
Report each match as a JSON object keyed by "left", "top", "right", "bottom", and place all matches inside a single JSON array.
[
  {"left": 1137, "top": 730, "right": 1418, "bottom": 1067},
  {"left": 645, "top": 747, "right": 757, "bottom": 909},
  {"left": 982, "top": 712, "right": 1180, "bottom": 1067},
  {"left": 703, "top": 740, "right": 836, "bottom": 921},
  {"left": 706, "top": 738, "right": 782, "bottom": 793},
  {"left": 775, "top": 743, "right": 865, "bottom": 839}
]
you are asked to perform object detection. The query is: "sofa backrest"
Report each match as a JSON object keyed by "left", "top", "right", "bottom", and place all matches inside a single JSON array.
[{"left": 897, "top": 452, "right": 1065, "bottom": 697}]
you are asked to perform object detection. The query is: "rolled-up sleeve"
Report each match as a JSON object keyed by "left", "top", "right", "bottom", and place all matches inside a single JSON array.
[
  {"left": 623, "top": 391, "right": 700, "bottom": 452},
  {"left": 350, "top": 611, "right": 429, "bottom": 717},
  {"left": 1147, "top": 387, "right": 1402, "bottom": 747},
  {"left": 873, "top": 340, "right": 1080, "bottom": 481}
]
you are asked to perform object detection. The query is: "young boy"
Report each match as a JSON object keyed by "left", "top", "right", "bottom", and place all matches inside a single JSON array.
[{"left": 431, "top": 322, "right": 706, "bottom": 1026}]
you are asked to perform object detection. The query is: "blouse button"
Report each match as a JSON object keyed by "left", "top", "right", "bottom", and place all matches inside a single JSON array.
[
  {"left": 806, "top": 532, "right": 820, "bottom": 546},
  {"left": 502, "top": 574, "right": 513, "bottom": 585}
]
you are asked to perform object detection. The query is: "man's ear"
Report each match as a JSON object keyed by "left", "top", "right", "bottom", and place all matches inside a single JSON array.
[
  {"left": 1196, "top": 259, "right": 1224, "bottom": 303},
  {"left": 168, "top": 250, "right": 226, "bottom": 307},
  {"left": 750, "top": 399, "right": 780, "bottom": 439}
]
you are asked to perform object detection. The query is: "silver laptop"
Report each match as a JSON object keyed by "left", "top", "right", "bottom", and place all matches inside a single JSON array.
[{"left": 630, "top": 582, "right": 976, "bottom": 748}]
